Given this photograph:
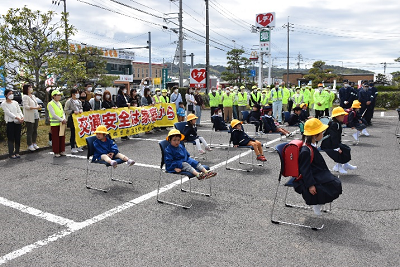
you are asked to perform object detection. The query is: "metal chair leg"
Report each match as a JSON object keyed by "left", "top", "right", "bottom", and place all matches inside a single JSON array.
[
  {"left": 111, "top": 165, "right": 133, "bottom": 184},
  {"left": 85, "top": 160, "right": 110, "bottom": 193},
  {"left": 225, "top": 146, "right": 254, "bottom": 172},
  {"left": 181, "top": 176, "right": 212, "bottom": 197},
  {"left": 156, "top": 170, "right": 192, "bottom": 209}
]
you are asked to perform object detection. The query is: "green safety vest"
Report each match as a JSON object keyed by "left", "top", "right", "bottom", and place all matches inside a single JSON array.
[
  {"left": 250, "top": 92, "right": 261, "bottom": 106},
  {"left": 293, "top": 94, "right": 303, "bottom": 105},
  {"left": 237, "top": 92, "right": 248, "bottom": 106},
  {"left": 260, "top": 94, "right": 268, "bottom": 105},
  {"left": 271, "top": 88, "right": 283, "bottom": 102},
  {"left": 161, "top": 95, "right": 169, "bottom": 103},
  {"left": 48, "top": 100, "right": 64, "bottom": 126},
  {"left": 233, "top": 92, "right": 238, "bottom": 105},
  {"left": 300, "top": 89, "right": 310, "bottom": 103},
  {"left": 313, "top": 90, "right": 327, "bottom": 111},
  {"left": 282, "top": 87, "right": 290, "bottom": 104},
  {"left": 208, "top": 92, "right": 220, "bottom": 107},
  {"left": 154, "top": 95, "right": 161, "bottom": 103},
  {"left": 222, "top": 93, "right": 234, "bottom": 107}
]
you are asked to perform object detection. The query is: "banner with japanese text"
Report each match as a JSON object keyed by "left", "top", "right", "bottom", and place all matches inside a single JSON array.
[{"left": 72, "top": 103, "right": 177, "bottom": 147}]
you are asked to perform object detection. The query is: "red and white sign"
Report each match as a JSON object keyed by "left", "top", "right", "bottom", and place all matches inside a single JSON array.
[
  {"left": 255, "top": 12, "right": 275, "bottom": 28},
  {"left": 189, "top": 68, "right": 206, "bottom": 88}
]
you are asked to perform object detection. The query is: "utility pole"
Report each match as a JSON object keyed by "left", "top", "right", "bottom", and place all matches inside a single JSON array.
[
  {"left": 189, "top": 53, "right": 194, "bottom": 68},
  {"left": 52, "top": 0, "right": 68, "bottom": 54},
  {"left": 148, "top": 31, "right": 152, "bottom": 86},
  {"left": 381, "top": 62, "right": 387, "bottom": 74},
  {"left": 283, "top": 17, "right": 293, "bottom": 85},
  {"left": 205, "top": 0, "right": 210, "bottom": 93},
  {"left": 297, "top": 52, "right": 303, "bottom": 69},
  {"left": 178, "top": 0, "right": 183, "bottom": 87}
]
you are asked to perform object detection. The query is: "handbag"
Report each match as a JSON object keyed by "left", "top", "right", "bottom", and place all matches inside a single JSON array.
[{"left": 188, "top": 104, "right": 194, "bottom": 112}]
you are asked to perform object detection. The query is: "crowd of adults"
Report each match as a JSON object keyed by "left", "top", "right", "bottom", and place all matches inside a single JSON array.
[{"left": 0, "top": 79, "right": 378, "bottom": 159}]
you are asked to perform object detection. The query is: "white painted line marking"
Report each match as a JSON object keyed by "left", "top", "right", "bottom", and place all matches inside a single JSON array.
[
  {"left": 0, "top": 133, "right": 285, "bottom": 265},
  {"left": 0, "top": 197, "right": 76, "bottom": 228},
  {"left": 381, "top": 111, "right": 384, "bottom": 117}
]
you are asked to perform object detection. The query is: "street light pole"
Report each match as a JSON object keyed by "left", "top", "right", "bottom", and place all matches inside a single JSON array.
[
  {"left": 178, "top": 0, "right": 183, "bottom": 87},
  {"left": 148, "top": 31, "right": 152, "bottom": 86},
  {"left": 52, "top": 0, "right": 68, "bottom": 54},
  {"left": 205, "top": 0, "right": 210, "bottom": 93}
]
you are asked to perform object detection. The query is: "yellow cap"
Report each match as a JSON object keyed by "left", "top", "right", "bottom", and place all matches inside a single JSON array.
[
  {"left": 186, "top": 114, "right": 198, "bottom": 121},
  {"left": 240, "top": 86, "right": 245, "bottom": 89},
  {"left": 51, "top": 89, "right": 61, "bottom": 96},
  {"left": 94, "top": 125, "right": 109, "bottom": 134},
  {"left": 352, "top": 100, "right": 361, "bottom": 109},
  {"left": 300, "top": 103, "right": 308, "bottom": 108},
  {"left": 303, "top": 118, "right": 328, "bottom": 136},
  {"left": 331, "top": 107, "right": 348, "bottom": 118},
  {"left": 252, "top": 85, "right": 257, "bottom": 89},
  {"left": 162, "top": 89, "right": 167, "bottom": 93},
  {"left": 230, "top": 119, "right": 242, "bottom": 128},
  {"left": 166, "top": 129, "right": 184, "bottom": 141}
]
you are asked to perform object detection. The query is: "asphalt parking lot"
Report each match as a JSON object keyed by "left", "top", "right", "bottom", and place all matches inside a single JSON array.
[{"left": 0, "top": 110, "right": 399, "bottom": 267}]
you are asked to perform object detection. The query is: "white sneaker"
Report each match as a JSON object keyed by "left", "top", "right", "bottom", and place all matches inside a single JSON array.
[
  {"left": 28, "top": 145, "right": 36, "bottom": 151},
  {"left": 33, "top": 144, "right": 39, "bottom": 149},
  {"left": 338, "top": 164, "right": 348, "bottom": 174},
  {"left": 127, "top": 159, "right": 135, "bottom": 166},
  {"left": 77, "top": 147, "right": 84, "bottom": 152},
  {"left": 71, "top": 148, "right": 78, "bottom": 153},
  {"left": 110, "top": 160, "right": 118, "bottom": 168},
  {"left": 332, "top": 163, "right": 339, "bottom": 172},
  {"left": 343, "top": 163, "right": 357, "bottom": 170},
  {"left": 312, "top": 205, "right": 322, "bottom": 216},
  {"left": 352, "top": 132, "right": 359, "bottom": 141},
  {"left": 362, "top": 129, "right": 370, "bottom": 136}
]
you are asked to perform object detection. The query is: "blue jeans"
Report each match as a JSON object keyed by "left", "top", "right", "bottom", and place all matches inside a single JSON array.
[
  {"left": 273, "top": 101, "right": 283, "bottom": 122},
  {"left": 195, "top": 105, "right": 202, "bottom": 125}
]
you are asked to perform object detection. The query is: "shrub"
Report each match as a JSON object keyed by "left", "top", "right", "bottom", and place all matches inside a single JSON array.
[
  {"left": 376, "top": 85, "right": 400, "bottom": 92},
  {"left": 375, "top": 92, "right": 400, "bottom": 109}
]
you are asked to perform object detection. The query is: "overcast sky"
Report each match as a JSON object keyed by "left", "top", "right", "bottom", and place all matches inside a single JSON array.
[{"left": 1, "top": 0, "right": 400, "bottom": 75}]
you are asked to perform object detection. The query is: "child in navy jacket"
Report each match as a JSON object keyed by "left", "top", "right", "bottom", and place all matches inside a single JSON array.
[
  {"left": 261, "top": 106, "right": 292, "bottom": 137},
  {"left": 92, "top": 125, "right": 135, "bottom": 167},
  {"left": 165, "top": 129, "right": 216, "bottom": 180},
  {"left": 230, "top": 119, "right": 266, "bottom": 161},
  {"left": 347, "top": 100, "right": 369, "bottom": 141},
  {"left": 182, "top": 113, "right": 212, "bottom": 154},
  {"left": 293, "top": 118, "right": 342, "bottom": 215},
  {"left": 211, "top": 108, "right": 228, "bottom": 131}
]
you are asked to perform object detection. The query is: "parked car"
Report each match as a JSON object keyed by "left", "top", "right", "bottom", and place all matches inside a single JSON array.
[{"left": 36, "top": 98, "right": 46, "bottom": 116}]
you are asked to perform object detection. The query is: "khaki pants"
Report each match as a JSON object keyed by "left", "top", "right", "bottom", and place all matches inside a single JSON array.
[{"left": 223, "top": 107, "right": 233, "bottom": 122}]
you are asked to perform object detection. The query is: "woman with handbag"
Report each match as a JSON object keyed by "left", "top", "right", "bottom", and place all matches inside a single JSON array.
[
  {"left": 22, "top": 84, "right": 41, "bottom": 151},
  {"left": 1, "top": 89, "right": 24, "bottom": 159},
  {"left": 64, "top": 88, "right": 83, "bottom": 153}
]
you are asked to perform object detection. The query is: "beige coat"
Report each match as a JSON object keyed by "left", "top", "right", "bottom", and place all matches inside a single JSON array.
[{"left": 22, "top": 94, "right": 39, "bottom": 123}]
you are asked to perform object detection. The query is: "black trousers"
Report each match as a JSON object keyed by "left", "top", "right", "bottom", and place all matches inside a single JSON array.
[
  {"left": 315, "top": 110, "right": 324, "bottom": 119},
  {"left": 7, "top": 122, "right": 22, "bottom": 156}
]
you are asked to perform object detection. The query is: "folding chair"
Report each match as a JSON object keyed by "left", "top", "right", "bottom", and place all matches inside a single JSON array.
[
  {"left": 209, "top": 116, "right": 230, "bottom": 148},
  {"left": 271, "top": 142, "right": 330, "bottom": 230},
  {"left": 225, "top": 126, "right": 264, "bottom": 172},
  {"left": 156, "top": 140, "right": 212, "bottom": 209},
  {"left": 319, "top": 116, "right": 331, "bottom": 125},
  {"left": 396, "top": 108, "right": 400, "bottom": 137},
  {"left": 241, "top": 110, "right": 249, "bottom": 122},
  {"left": 85, "top": 135, "right": 133, "bottom": 193}
]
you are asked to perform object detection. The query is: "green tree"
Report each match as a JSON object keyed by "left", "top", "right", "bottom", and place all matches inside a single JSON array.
[
  {"left": 391, "top": 57, "right": 400, "bottom": 86},
  {"left": 0, "top": 6, "right": 75, "bottom": 99},
  {"left": 221, "top": 49, "right": 251, "bottom": 86},
  {"left": 304, "top": 60, "right": 338, "bottom": 87}
]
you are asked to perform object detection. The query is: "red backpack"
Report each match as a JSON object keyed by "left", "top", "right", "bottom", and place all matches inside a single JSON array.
[
  {"left": 343, "top": 109, "right": 354, "bottom": 126},
  {"left": 282, "top": 139, "right": 314, "bottom": 181}
]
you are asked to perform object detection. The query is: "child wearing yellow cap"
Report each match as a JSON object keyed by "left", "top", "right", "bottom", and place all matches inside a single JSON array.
[
  {"left": 321, "top": 107, "right": 357, "bottom": 174},
  {"left": 347, "top": 100, "right": 369, "bottom": 141},
  {"left": 165, "top": 129, "right": 216, "bottom": 180},
  {"left": 182, "top": 114, "right": 212, "bottom": 154},
  {"left": 93, "top": 125, "right": 135, "bottom": 167},
  {"left": 293, "top": 118, "right": 342, "bottom": 215}
]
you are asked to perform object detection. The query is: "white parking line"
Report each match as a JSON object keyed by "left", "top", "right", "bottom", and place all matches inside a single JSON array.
[{"left": 0, "top": 134, "right": 285, "bottom": 265}]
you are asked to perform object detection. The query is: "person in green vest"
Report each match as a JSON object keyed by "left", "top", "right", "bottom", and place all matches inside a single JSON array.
[
  {"left": 221, "top": 88, "right": 234, "bottom": 122},
  {"left": 281, "top": 82, "right": 290, "bottom": 112},
  {"left": 308, "top": 85, "right": 315, "bottom": 117},
  {"left": 324, "top": 87, "right": 336, "bottom": 116},
  {"left": 153, "top": 88, "right": 162, "bottom": 104},
  {"left": 217, "top": 85, "right": 224, "bottom": 114},
  {"left": 208, "top": 86, "right": 220, "bottom": 116},
  {"left": 292, "top": 87, "right": 304, "bottom": 108},
  {"left": 160, "top": 89, "right": 170, "bottom": 103},
  {"left": 260, "top": 89, "right": 269, "bottom": 106},
  {"left": 249, "top": 85, "right": 261, "bottom": 107},
  {"left": 47, "top": 89, "right": 67, "bottom": 157},
  {"left": 237, "top": 86, "right": 248, "bottom": 120},
  {"left": 300, "top": 84, "right": 311, "bottom": 116},
  {"left": 269, "top": 81, "right": 284, "bottom": 123},
  {"left": 266, "top": 85, "right": 273, "bottom": 105},
  {"left": 232, "top": 86, "right": 239, "bottom": 119},
  {"left": 313, "top": 83, "right": 328, "bottom": 119}
]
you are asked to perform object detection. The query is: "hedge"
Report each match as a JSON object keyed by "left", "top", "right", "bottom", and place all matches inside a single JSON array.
[{"left": 375, "top": 92, "right": 400, "bottom": 109}]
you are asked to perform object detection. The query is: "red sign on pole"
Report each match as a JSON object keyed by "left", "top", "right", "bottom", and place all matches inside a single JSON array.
[
  {"left": 255, "top": 12, "right": 275, "bottom": 28},
  {"left": 189, "top": 68, "right": 206, "bottom": 88}
]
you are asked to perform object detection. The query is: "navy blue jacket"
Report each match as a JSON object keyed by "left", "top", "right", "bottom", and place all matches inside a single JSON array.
[
  {"left": 231, "top": 128, "right": 254, "bottom": 146},
  {"left": 182, "top": 124, "right": 198, "bottom": 142},
  {"left": 288, "top": 113, "right": 301, "bottom": 126},
  {"left": 262, "top": 115, "right": 277, "bottom": 133},
  {"left": 299, "top": 109, "right": 308, "bottom": 121},
  {"left": 211, "top": 115, "right": 228, "bottom": 131},
  {"left": 339, "top": 86, "right": 356, "bottom": 109},
  {"left": 116, "top": 93, "right": 129, "bottom": 108}
]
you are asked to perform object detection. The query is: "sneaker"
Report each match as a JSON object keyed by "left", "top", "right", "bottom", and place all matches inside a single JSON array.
[
  {"left": 332, "top": 163, "right": 339, "bottom": 172},
  {"left": 362, "top": 129, "right": 370, "bottom": 136},
  {"left": 110, "top": 160, "right": 118, "bottom": 168},
  {"left": 197, "top": 173, "right": 207, "bottom": 180},
  {"left": 54, "top": 153, "right": 61, "bottom": 158},
  {"left": 33, "top": 144, "right": 39, "bottom": 149},
  {"left": 205, "top": 146, "right": 213, "bottom": 151},
  {"left": 352, "top": 132, "right": 359, "bottom": 141},
  {"left": 28, "top": 145, "right": 36, "bottom": 151},
  {"left": 206, "top": 171, "right": 217, "bottom": 179},
  {"left": 71, "top": 148, "right": 78, "bottom": 153},
  {"left": 77, "top": 147, "right": 84, "bottom": 152},
  {"left": 338, "top": 164, "right": 348, "bottom": 174},
  {"left": 60, "top": 152, "right": 66, "bottom": 156},
  {"left": 198, "top": 150, "right": 206, "bottom": 154},
  {"left": 312, "top": 205, "right": 322, "bottom": 216},
  {"left": 127, "top": 159, "right": 135, "bottom": 166},
  {"left": 256, "top": 155, "right": 267, "bottom": 162},
  {"left": 343, "top": 163, "right": 357, "bottom": 170}
]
